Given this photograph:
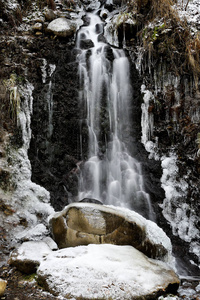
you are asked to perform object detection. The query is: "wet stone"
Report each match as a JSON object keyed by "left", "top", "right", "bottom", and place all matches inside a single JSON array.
[
  {"left": 95, "top": 23, "right": 103, "bottom": 34},
  {"left": 79, "top": 38, "right": 94, "bottom": 49}
]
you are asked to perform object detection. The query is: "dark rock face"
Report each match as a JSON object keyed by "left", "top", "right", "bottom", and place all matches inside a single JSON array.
[
  {"left": 79, "top": 197, "right": 103, "bottom": 205},
  {"left": 28, "top": 39, "right": 88, "bottom": 211}
]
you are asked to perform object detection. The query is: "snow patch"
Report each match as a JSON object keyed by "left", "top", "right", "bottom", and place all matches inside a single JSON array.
[{"left": 175, "top": 0, "right": 200, "bottom": 34}]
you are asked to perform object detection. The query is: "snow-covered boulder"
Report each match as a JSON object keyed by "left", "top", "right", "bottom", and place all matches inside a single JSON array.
[
  {"left": 47, "top": 17, "right": 76, "bottom": 38},
  {"left": 37, "top": 244, "right": 180, "bottom": 299},
  {"left": 49, "top": 203, "right": 173, "bottom": 262},
  {"left": 8, "top": 241, "right": 52, "bottom": 274}
]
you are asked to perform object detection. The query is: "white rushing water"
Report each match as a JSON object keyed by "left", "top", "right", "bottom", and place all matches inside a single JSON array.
[{"left": 77, "top": 13, "right": 154, "bottom": 219}]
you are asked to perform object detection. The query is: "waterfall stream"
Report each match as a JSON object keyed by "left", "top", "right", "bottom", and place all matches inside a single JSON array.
[{"left": 77, "top": 12, "right": 154, "bottom": 220}]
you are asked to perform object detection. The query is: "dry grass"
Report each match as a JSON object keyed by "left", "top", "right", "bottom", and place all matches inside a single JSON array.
[
  {"left": 47, "top": 0, "right": 56, "bottom": 10},
  {"left": 135, "top": 0, "right": 176, "bottom": 19},
  {"left": 131, "top": 0, "right": 200, "bottom": 88},
  {"left": 186, "top": 34, "right": 200, "bottom": 88}
]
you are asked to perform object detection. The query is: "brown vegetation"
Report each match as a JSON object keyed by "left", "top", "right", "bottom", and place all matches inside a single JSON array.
[
  {"left": 129, "top": 0, "right": 200, "bottom": 88},
  {"left": 47, "top": 0, "right": 56, "bottom": 10}
]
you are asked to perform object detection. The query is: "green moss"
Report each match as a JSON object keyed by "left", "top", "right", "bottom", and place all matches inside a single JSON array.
[{"left": 22, "top": 273, "right": 37, "bottom": 281}]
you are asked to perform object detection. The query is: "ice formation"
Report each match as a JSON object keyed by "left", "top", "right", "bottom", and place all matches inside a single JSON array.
[{"left": 8, "top": 82, "right": 54, "bottom": 241}]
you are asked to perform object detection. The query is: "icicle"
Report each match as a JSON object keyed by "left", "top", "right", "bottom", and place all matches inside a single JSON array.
[{"left": 41, "top": 59, "right": 47, "bottom": 84}]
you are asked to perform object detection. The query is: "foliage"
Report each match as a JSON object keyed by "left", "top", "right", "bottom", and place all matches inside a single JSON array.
[
  {"left": 18, "top": 0, "right": 56, "bottom": 11},
  {"left": 17, "top": 0, "right": 32, "bottom": 11},
  {"left": 186, "top": 34, "right": 200, "bottom": 88},
  {"left": 22, "top": 273, "right": 37, "bottom": 281},
  {"left": 134, "top": 0, "right": 176, "bottom": 18}
]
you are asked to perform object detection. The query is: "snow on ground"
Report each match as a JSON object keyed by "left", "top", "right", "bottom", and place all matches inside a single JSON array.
[
  {"left": 2, "top": 0, "right": 19, "bottom": 10},
  {"left": 175, "top": 0, "right": 200, "bottom": 33}
]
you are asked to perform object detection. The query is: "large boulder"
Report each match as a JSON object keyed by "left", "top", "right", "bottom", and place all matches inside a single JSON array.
[
  {"left": 46, "top": 17, "right": 76, "bottom": 38},
  {"left": 37, "top": 244, "right": 180, "bottom": 299},
  {"left": 49, "top": 203, "right": 173, "bottom": 261}
]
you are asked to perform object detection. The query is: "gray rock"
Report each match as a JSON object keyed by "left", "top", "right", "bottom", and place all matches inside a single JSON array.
[
  {"left": 32, "top": 23, "right": 43, "bottom": 31},
  {"left": 79, "top": 197, "right": 103, "bottom": 204},
  {"left": 79, "top": 39, "right": 94, "bottom": 49},
  {"left": 44, "top": 9, "right": 57, "bottom": 22}
]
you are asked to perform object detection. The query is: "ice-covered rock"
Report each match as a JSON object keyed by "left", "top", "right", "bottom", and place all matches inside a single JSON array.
[
  {"left": 47, "top": 17, "right": 76, "bottom": 37},
  {"left": 43, "top": 236, "right": 58, "bottom": 251},
  {"left": 85, "top": 0, "right": 101, "bottom": 11},
  {"left": 104, "top": 10, "right": 138, "bottom": 47},
  {"left": 15, "top": 224, "right": 49, "bottom": 242},
  {"left": 9, "top": 241, "right": 52, "bottom": 274},
  {"left": 49, "top": 203, "right": 174, "bottom": 263},
  {"left": 37, "top": 244, "right": 180, "bottom": 299}
]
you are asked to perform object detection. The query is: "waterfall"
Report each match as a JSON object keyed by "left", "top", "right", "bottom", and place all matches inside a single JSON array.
[{"left": 77, "top": 13, "right": 154, "bottom": 220}]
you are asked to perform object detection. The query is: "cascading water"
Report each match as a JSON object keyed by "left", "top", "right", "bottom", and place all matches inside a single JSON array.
[{"left": 77, "top": 12, "right": 154, "bottom": 220}]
